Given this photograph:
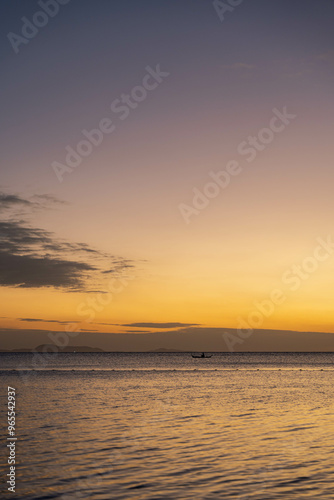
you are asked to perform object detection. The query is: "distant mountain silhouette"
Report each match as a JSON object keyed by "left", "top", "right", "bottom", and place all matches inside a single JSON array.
[
  {"left": 148, "top": 347, "right": 187, "bottom": 353},
  {"left": 2, "top": 327, "right": 334, "bottom": 352}
]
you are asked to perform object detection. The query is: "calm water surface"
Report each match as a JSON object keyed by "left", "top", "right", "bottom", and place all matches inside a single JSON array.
[{"left": 0, "top": 353, "right": 333, "bottom": 499}]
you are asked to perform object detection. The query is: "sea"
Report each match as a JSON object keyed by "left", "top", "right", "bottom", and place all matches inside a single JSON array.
[{"left": 0, "top": 352, "right": 333, "bottom": 499}]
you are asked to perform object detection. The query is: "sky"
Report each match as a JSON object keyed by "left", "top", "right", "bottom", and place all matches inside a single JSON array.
[{"left": 1, "top": 0, "right": 334, "bottom": 351}]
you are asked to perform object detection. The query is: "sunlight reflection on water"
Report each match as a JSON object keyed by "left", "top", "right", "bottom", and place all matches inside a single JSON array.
[{"left": 0, "top": 353, "right": 333, "bottom": 499}]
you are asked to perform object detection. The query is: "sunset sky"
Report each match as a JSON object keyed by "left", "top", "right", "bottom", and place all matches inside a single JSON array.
[{"left": 1, "top": 0, "right": 334, "bottom": 350}]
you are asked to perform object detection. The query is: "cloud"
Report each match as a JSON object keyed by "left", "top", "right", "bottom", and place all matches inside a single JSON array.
[
  {"left": 31, "top": 194, "right": 68, "bottom": 206},
  {"left": 94, "top": 322, "right": 200, "bottom": 331},
  {"left": 0, "top": 190, "right": 136, "bottom": 291},
  {"left": 0, "top": 193, "right": 33, "bottom": 208},
  {"left": 125, "top": 330, "right": 152, "bottom": 333},
  {"left": 122, "top": 322, "right": 201, "bottom": 329},
  {"left": 102, "top": 263, "right": 134, "bottom": 273},
  {"left": 0, "top": 191, "right": 66, "bottom": 216},
  {"left": 0, "top": 248, "right": 94, "bottom": 289},
  {"left": 18, "top": 318, "right": 44, "bottom": 322},
  {"left": 18, "top": 318, "right": 79, "bottom": 324}
]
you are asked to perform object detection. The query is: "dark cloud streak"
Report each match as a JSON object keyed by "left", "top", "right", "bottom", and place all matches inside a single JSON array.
[
  {"left": 122, "top": 322, "right": 201, "bottom": 329},
  {"left": 0, "top": 190, "right": 136, "bottom": 291},
  {"left": 0, "top": 250, "right": 94, "bottom": 289},
  {"left": 18, "top": 318, "right": 79, "bottom": 324}
]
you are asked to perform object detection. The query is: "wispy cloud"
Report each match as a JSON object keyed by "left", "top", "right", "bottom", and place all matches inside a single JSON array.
[
  {"left": 18, "top": 318, "right": 79, "bottom": 324},
  {"left": 122, "top": 322, "right": 201, "bottom": 329},
  {"left": 0, "top": 191, "right": 66, "bottom": 215},
  {"left": 0, "top": 193, "right": 33, "bottom": 208}
]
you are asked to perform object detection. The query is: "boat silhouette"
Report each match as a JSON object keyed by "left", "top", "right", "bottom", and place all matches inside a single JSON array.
[{"left": 192, "top": 352, "right": 212, "bottom": 359}]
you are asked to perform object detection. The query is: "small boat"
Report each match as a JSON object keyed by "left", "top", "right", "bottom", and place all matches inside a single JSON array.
[{"left": 192, "top": 353, "right": 212, "bottom": 359}]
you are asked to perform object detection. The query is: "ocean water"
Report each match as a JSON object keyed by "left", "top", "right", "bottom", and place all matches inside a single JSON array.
[{"left": 1, "top": 352, "right": 334, "bottom": 499}]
